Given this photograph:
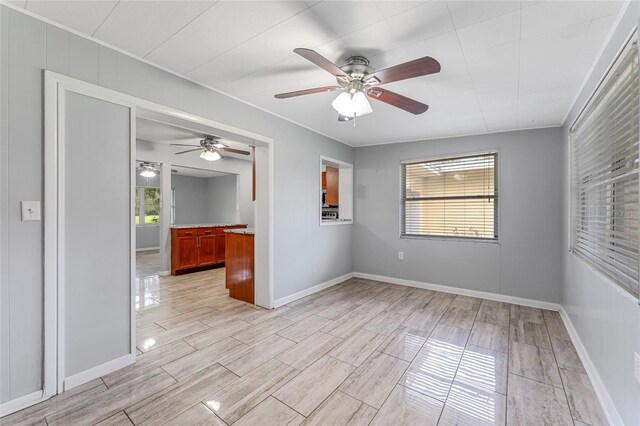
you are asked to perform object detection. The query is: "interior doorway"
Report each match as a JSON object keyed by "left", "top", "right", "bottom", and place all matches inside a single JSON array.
[{"left": 44, "top": 70, "right": 274, "bottom": 400}]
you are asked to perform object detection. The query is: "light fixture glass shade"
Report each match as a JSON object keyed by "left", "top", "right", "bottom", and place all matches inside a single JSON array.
[
  {"left": 351, "top": 91, "right": 372, "bottom": 116},
  {"left": 140, "top": 169, "right": 156, "bottom": 178},
  {"left": 331, "top": 90, "right": 373, "bottom": 118},
  {"left": 200, "top": 149, "right": 221, "bottom": 161}
]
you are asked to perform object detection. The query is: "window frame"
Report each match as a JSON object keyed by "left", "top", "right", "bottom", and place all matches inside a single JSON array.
[
  {"left": 399, "top": 150, "right": 500, "bottom": 242},
  {"left": 135, "top": 185, "right": 161, "bottom": 227}
]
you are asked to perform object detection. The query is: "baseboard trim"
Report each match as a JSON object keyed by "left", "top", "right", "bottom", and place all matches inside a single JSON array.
[
  {"left": 158, "top": 270, "right": 170, "bottom": 276},
  {"left": 0, "top": 390, "right": 46, "bottom": 418},
  {"left": 353, "top": 272, "right": 562, "bottom": 311},
  {"left": 558, "top": 307, "right": 623, "bottom": 426},
  {"left": 136, "top": 247, "right": 159, "bottom": 252},
  {"left": 64, "top": 353, "right": 135, "bottom": 391},
  {"left": 273, "top": 272, "right": 354, "bottom": 307}
]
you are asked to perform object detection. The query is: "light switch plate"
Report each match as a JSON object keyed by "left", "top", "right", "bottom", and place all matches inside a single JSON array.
[
  {"left": 21, "top": 201, "right": 41, "bottom": 221},
  {"left": 634, "top": 352, "right": 640, "bottom": 385},
  {"left": 398, "top": 251, "right": 404, "bottom": 260}
]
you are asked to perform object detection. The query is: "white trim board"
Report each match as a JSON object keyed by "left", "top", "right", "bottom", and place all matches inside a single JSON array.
[
  {"left": 353, "top": 272, "right": 563, "bottom": 311},
  {"left": 559, "top": 307, "right": 623, "bottom": 426},
  {"left": 0, "top": 391, "right": 45, "bottom": 418},
  {"left": 63, "top": 354, "right": 135, "bottom": 392},
  {"left": 136, "top": 247, "right": 159, "bottom": 252},
  {"left": 273, "top": 273, "right": 354, "bottom": 308}
]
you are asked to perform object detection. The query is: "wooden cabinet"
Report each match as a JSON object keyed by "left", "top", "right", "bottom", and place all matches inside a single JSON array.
[
  {"left": 171, "top": 225, "right": 247, "bottom": 275},
  {"left": 325, "top": 166, "right": 339, "bottom": 206},
  {"left": 225, "top": 232, "right": 254, "bottom": 304}
]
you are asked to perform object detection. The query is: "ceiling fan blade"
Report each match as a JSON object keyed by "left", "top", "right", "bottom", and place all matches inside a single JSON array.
[
  {"left": 337, "top": 114, "right": 352, "bottom": 122},
  {"left": 365, "top": 56, "right": 441, "bottom": 85},
  {"left": 175, "top": 148, "right": 202, "bottom": 155},
  {"left": 294, "top": 48, "right": 348, "bottom": 78},
  {"left": 221, "top": 147, "right": 251, "bottom": 155},
  {"left": 275, "top": 86, "right": 340, "bottom": 99},
  {"left": 367, "top": 89, "right": 429, "bottom": 115},
  {"left": 170, "top": 143, "right": 200, "bottom": 147}
]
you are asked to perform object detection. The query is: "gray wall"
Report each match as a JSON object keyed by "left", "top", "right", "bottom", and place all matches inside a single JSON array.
[
  {"left": 0, "top": 6, "right": 353, "bottom": 405},
  {"left": 353, "top": 127, "right": 565, "bottom": 303},
  {"left": 561, "top": 3, "right": 640, "bottom": 424},
  {"left": 207, "top": 174, "right": 238, "bottom": 224},
  {"left": 171, "top": 174, "right": 212, "bottom": 225}
]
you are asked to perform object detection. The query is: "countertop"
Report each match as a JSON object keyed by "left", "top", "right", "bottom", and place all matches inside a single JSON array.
[
  {"left": 170, "top": 223, "right": 247, "bottom": 229},
  {"left": 224, "top": 228, "right": 255, "bottom": 235}
]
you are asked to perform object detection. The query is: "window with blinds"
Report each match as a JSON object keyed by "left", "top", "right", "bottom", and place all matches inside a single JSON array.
[
  {"left": 570, "top": 35, "right": 639, "bottom": 298},
  {"left": 401, "top": 153, "right": 498, "bottom": 240}
]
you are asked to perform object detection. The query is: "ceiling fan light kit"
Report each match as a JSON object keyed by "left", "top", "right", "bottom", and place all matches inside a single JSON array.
[
  {"left": 199, "top": 149, "right": 222, "bottom": 161},
  {"left": 171, "top": 135, "right": 250, "bottom": 162},
  {"left": 138, "top": 162, "right": 157, "bottom": 178},
  {"left": 275, "top": 48, "right": 441, "bottom": 123}
]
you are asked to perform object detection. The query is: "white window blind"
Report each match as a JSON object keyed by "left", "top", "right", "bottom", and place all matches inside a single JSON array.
[
  {"left": 401, "top": 153, "right": 497, "bottom": 240},
  {"left": 571, "top": 36, "right": 639, "bottom": 298}
]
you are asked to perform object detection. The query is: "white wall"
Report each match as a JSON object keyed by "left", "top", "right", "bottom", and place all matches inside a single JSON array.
[
  {"left": 171, "top": 174, "right": 214, "bottom": 225},
  {"left": 0, "top": 6, "right": 353, "bottom": 405},
  {"left": 353, "top": 127, "right": 565, "bottom": 303},
  {"left": 207, "top": 174, "right": 239, "bottom": 224},
  {"left": 561, "top": 3, "right": 640, "bottom": 424}
]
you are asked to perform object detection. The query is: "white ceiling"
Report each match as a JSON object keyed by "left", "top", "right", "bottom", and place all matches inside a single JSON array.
[
  {"left": 136, "top": 117, "right": 253, "bottom": 161},
  {"left": 14, "top": 0, "right": 625, "bottom": 146},
  {"left": 171, "top": 165, "right": 232, "bottom": 179}
]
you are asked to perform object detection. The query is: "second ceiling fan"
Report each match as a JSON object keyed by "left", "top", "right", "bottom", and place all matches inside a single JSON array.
[
  {"left": 275, "top": 48, "right": 441, "bottom": 122},
  {"left": 172, "top": 136, "right": 250, "bottom": 161}
]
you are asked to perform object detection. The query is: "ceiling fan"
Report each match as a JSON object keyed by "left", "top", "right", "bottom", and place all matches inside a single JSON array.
[
  {"left": 138, "top": 162, "right": 158, "bottom": 178},
  {"left": 171, "top": 136, "right": 251, "bottom": 161},
  {"left": 275, "top": 48, "right": 441, "bottom": 122}
]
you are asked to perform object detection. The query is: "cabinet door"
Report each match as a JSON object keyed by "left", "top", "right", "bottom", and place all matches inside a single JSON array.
[
  {"left": 216, "top": 234, "right": 226, "bottom": 264},
  {"left": 325, "top": 166, "right": 339, "bottom": 206},
  {"left": 198, "top": 235, "right": 217, "bottom": 266},
  {"left": 177, "top": 237, "right": 199, "bottom": 269}
]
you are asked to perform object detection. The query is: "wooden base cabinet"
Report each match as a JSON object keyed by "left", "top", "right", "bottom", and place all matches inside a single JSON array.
[
  {"left": 171, "top": 225, "right": 246, "bottom": 275},
  {"left": 225, "top": 232, "right": 254, "bottom": 304}
]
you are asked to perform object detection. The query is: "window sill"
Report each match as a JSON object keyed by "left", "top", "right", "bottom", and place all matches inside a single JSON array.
[
  {"left": 400, "top": 235, "right": 499, "bottom": 244},
  {"left": 320, "top": 219, "right": 353, "bottom": 226}
]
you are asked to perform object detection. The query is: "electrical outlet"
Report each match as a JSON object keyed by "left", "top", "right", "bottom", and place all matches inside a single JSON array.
[
  {"left": 398, "top": 251, "right": 404, "bottom": 260},
  {"left": 635, "top": 352, "right": 640, "bottom": 385}
]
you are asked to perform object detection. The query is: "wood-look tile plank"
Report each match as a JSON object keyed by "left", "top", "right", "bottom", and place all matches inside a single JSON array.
[
  {"left": 507, "top": 373, "right": 573, "bottom": 425},
  {"left": 439, "top": 380, "right": 506, "bottom": 426},
  {"left": 93, "top": 411, "right": 134, "bottom": 426},
  {"left": 402, "top": 308, "right": 445, "bottom": 334},
  {"left": 468, "top": 322, "right": 509, "bottom": 353},
  {"left": 302, "top": 390, "right": 377, "bottom": 426},
  {"left": 376, "top": 326, "right": 429, "bottom": 361},
  {"left": 239, "top": 306, "right": 293, "bottom": 325},
  {"left": 233, "top": 397, "right": 304, "bottom": 426},
  {"left": 273, "top": 355, "right": 355, "bottom": 416},
  {"left": 46, "top": 369, "right": 176, "bottom": 425},
  {"left": 154, "top": 307, "right": 218, "bottom": 329},
  {"left": 559, "top": 369, "right": 608, "bottom": 426},
  {"left": 551, "top": 337, "right": 586, "bottom": 373},
  {"left": 456, "top": 344, "right": 507, "bottom": 395},
  {"left": 440, "top": 305, "right": 478, "bottom": 330},
  {"left": 339, "top": 351, "right": 409, "bottom": 409},
  {"left": 231, "top": 316, "right": 295, "bottom": 345},
  {"left": 103, "top": 340, "right": 195, "bottom": 388},
  {"left": 182, "top": 318, "right": 252, "bottom": 349},
  {"left": 510, "top": 305, "right": 544, "bottom": 324},
  {"left": 328, "top": 329, "right": 387, "bottom": 367},
  {"left": 137, "top": 320, "right": 209, "bottom": 353},
  {"left": 220, "top": 334, "right": 295, "bottom": 376},
  {"left": 321, "top": 300, "right": 390, "bottom": 338},
  {"left": 277, "top": 314, "right": 333, "bottom": 343},
  {"left": 362, "top": 310, "right": 409, "bottom": 336},
  {"left": 508, "top": 342, "right": 562, "bottom": 388},
  {"left": 161, "top": 337, "right": 247, "bottom": 381},
  {"left": 543, "top": 310, "right": 570, "bottom": 340},
  {"left": 161, "top": 403, "right": 225, "bottom": 425},
  {"left": 370, "top": 385, "right": 443, "bottom": 426},
  {"left": 202, "top": 359, "right": 298, "bottom": 424},
  {"left": 475, "top": 299, "right": 510, "bottom": 327},
  {"left": 387, "top": 288, "right": 433, "bottom": 315},
  {"left": 125, "top": 364, "right": 237, "bottom": 426},
  {"left": 277, "top": 331, "right": 343, "bottom": 370},
  {"left": 509, "top": 319, "right": 552, "bottom": 349}
]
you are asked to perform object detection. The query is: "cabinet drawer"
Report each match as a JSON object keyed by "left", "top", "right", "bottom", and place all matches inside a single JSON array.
[
  {"left": 198, "top": 228, "right": 217, "bottom": 236},
  {"left": 176, "top": 229, "right": 197, "bottom": 237}
]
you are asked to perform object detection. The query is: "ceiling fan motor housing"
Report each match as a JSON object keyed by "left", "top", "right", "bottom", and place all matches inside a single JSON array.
[{"left": 339, "top": 56, "right": 374, "bottom": 84}]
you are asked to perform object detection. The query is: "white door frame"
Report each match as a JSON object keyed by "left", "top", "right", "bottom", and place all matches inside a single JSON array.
[{"left": 43, "top": 70, "right": 275, "bottom": 398}]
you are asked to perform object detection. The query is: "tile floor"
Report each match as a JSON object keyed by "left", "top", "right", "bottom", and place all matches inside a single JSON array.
[
  {"left": 136, "top": 250, "right": 160, "bottom": 277},
  {"left": 2, "top": 269, "right": 608, "bottom": 426}
]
